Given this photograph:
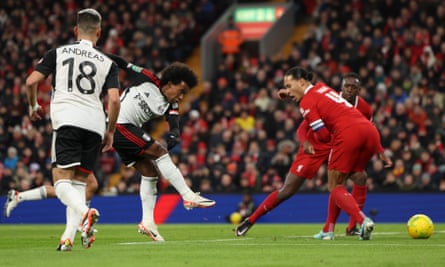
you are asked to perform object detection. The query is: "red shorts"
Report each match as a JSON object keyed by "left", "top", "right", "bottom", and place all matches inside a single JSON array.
[
  {"left": 289, "top": 146, "right": 331, "bottom": 179},
  {"left": 328, "top": 122, "right": 381, "bottom": 173}
]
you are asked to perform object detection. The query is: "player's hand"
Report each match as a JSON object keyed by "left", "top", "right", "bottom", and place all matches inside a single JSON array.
[
  {"left": 166, "top": 131, "right": 179, "bottom": 150},
  {"left": 303, "top": 141, "right": 315, "bottom": 154},
  {"left": 276, "top": 88, "right": 291, "bottom": 100},
  {"left": 102, "top": 131, "right": 114, "bottom": 152},
  {"left": 29, "top": 104, "right": 43, "bottom": 121},
  {"left": 378, "top": 152, "right": 393, "bottom": 168}
]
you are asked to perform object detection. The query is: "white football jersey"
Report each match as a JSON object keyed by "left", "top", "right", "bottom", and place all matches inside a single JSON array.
[
  {"left": 118, "top": 81, "right": 171, "bottom": 127},
  {"left": 35, "top": 40, "right": 119, "bottom": 138}
]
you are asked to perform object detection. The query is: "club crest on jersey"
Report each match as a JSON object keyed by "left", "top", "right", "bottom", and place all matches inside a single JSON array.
[
  {"left": 157, "top": 103, "right": 170, "bottom": 114},
  {"left": 299, "top": 107, "right": 310, "bottom": 117}
]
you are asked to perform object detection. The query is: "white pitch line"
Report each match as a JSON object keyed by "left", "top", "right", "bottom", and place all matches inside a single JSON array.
[
  {"left": 118, "top": 238, "right": 254, "bottom": 245},
  {"left": 118, "top": 231, "right": 444, "bottom": 246}
]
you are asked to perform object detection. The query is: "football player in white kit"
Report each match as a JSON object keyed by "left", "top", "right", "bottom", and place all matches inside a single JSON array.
[
  {"left": 106, "top": 54, "right": 216, "bottom": 241},
  {"left": 24, "top": 8, "right": 121, "bottom": 251}
]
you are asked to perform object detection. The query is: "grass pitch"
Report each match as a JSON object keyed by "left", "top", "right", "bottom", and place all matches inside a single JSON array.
[{"left": 0, "top": 223, "right": 443, "bottom": 267}]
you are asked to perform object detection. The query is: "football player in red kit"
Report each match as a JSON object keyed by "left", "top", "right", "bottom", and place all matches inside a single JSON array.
[
  {"left": 286, "top": 67, "right": 391, "bottom": 240},
  {"left": 314, "top": 73, "right": 373, "bottom": 239},
  {"left": 235, "top": 69, "right": 391, "bottom": 240}
]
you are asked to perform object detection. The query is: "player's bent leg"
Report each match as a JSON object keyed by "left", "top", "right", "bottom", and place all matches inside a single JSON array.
[
  {"left": 139, "top": 144, "right": 216, "bottom": 209},
  {"left": 235, "top": 173, "right": 305, "bottom": 237},
  {"left": 86, "top": 173, "right": 98, "bottom": 203},
  {"left": 314, "top": 191, "right": 340, "bottom": 240},
  {"left": 137, "top": 172, "right": 165, "bottom": 241},
  {"left": 278, "top": 173, "right": 306, "bottom": 201},
  {"left": 347, "top": 171, "right": 367, "bottom": 235},
  {"left": 317, "top": 171, "right": 371, "bottom": 240}
]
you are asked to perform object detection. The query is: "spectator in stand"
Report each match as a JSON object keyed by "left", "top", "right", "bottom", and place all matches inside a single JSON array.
[{"left": 218, "top": 16, "right": 244, "bottom": 69}]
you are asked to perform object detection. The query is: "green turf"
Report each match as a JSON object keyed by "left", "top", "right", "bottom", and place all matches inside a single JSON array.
[{"left": 0, "top": 223, "right": 443, "bottom": 267}]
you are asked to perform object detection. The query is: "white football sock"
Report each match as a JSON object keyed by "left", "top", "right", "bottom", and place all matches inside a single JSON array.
[
  {"left": 17, "top": 186, "right": 47, "bottom": 202},
  {"left": 140, "top": 176, "right": 158, "bottom": 225},
  {"left": 60, "top": 181, "right": 87, "bottom": 243},
  {"left": 54, "top": 179, "right": 88, "bottom": 216},
  {"left": 154, "top": 153, "right": 194, "bottom": 199}
]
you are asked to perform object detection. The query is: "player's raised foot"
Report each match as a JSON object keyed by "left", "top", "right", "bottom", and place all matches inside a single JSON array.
[
  {"left": 138, "top": 222, "right": 165, "bottom": 242},
  {"left": 313, "top": 230, "right": 335, "bottom": 240},
  {"left": 345, "top": 226, "right": 360, "bottom": 236},
  {"left": 56, "top": 238, "right": 73, "bottom": 252},
  {"left": 4, "top": 189, "right": 18, "bottom": 218},
  {"left": 359, "top": 217, "right": 375, "bottom": 240},
  {"left": 80, "top": 208, "right": 100, "bottom": 248},
  {"left": 183, "top": 192, "right": 216, "bottom": 210},
  {"left": 234, "top": 218, "right": 253, "bottom": 237}
]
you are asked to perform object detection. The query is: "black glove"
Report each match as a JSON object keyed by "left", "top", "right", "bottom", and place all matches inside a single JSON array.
[{"left": 166, "top": 132, "right": 179, "bottom": 150}]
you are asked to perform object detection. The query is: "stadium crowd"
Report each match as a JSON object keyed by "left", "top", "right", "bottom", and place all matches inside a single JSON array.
[{"left": 1, "top": 0, "right": 445, "bottom": 197}]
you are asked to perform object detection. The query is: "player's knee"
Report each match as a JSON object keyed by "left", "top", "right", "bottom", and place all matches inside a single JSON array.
[
  {"left": 278, "top": 184, "right": 298, "bottom": 199},
  {"left": 88, "top": 179, "right": 99, "bottom": 193},
  {"left": 145, "top": 141, "right": 168, "bottom": 158},
  {"left": 350, "top": 172, "right": 366, "bottom": 186}
]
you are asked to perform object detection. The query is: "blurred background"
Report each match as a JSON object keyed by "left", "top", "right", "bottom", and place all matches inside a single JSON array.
[{"left": 1, "top": 0, "right": 445, "bottom": 223}]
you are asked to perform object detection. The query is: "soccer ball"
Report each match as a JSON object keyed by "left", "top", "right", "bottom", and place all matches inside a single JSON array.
[
  {"left": 407, "top": 214, "right": 434, "bottom": 239},
  {"left": 229, "top": 212, "right": 242, "bottom": 224}
]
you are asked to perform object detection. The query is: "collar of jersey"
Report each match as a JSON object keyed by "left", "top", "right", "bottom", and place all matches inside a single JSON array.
[
  {"left": 303, "top": 84, "right": 314, "bottom": 95},
  {"left": 78, "top": 39, "right": 94, "bottom": 47}
]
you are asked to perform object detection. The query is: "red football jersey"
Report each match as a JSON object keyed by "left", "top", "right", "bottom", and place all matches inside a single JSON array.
[
  {"left": 299, "top": 82, "right": 369, "bottom": 135},
  {"left": 348, "top": 95, "right": 373, "bottom": 121}
]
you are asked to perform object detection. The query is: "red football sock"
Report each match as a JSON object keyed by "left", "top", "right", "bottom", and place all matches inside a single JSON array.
[
  {"left": 248, "top": 190, "right": 281, "bottom": 223},
  {"left": 347, "top": 184, "right": 367, "bottom": 230},
  {"left": 322, "top": 192, "right": 341, "bottom": 233},
  {"left": 332, "top": 186, "right": 364, "bottom": 225}
]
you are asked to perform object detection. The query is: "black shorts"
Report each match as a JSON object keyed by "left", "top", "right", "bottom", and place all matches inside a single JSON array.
[
  {"left": 52, "top": 126, "right": 102, "bottom": 173},
  {"left": 114, "top": 124, "right": 154, "bottom": 167}
]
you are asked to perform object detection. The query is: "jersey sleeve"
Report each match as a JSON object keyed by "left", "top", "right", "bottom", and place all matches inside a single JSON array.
[
  {"left": 296, "top": 120, "right": 309, "bottom": 143},
  {"left": 300, "top": 95, "right": 330, "bottom": 142},
  {"left": 166, "top": 102, "right": 180, "bottom": 135},
  {"left": 300, "top": 97, "right": 325, "bottom": 132},
  {"left": 105, "top": 53, "right": 131, "bottom": 69},
  {"left": 106, "top": 53, "right": 160, "bottom": 86},
  {"left": 103, "top": 63, "right": 120, "bottom": 90},
  {"left": 35, "top": 49, "right": 56, "bottom": 76},
  {"left": 357, "top": 97, "right": 373, "bottom": 121}
]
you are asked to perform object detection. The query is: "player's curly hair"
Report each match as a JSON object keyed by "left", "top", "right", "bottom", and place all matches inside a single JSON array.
[{"left": 160, "top": 62, "right": 198, "bottom": 89}]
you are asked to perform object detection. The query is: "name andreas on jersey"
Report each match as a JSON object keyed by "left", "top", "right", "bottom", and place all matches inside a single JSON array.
[
  {"left": 61, "top": 47, "right": 105, "bottom": 62},
  {"left": 118, "top": 82, "right": 171, "bottom": 127}
]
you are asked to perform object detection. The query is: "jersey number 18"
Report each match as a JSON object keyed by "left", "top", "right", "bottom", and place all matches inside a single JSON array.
[{"left": 62, "top": 57, "right": 97, "bottom": 94}]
